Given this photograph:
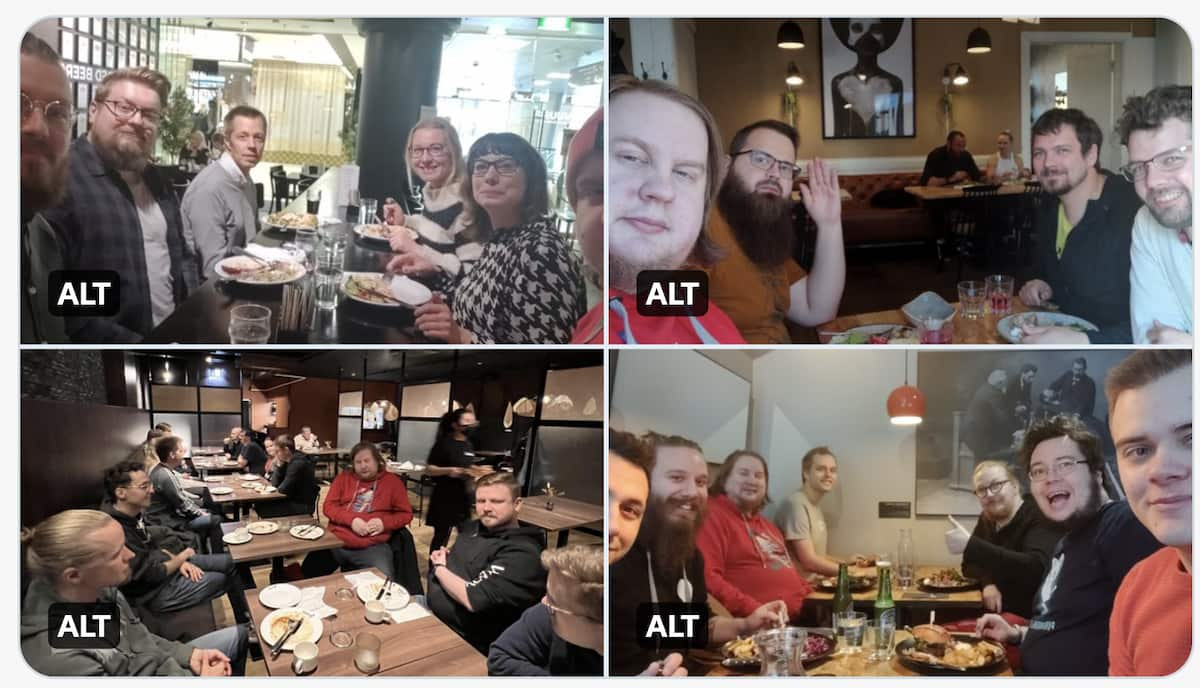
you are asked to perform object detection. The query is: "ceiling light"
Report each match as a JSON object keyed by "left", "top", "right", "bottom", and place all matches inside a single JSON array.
[
  {"left": 547, "top": 71, "right": 571, "bottom": 80},
  {"left": 887, "top": 353, "right": 925, "bottom": 425},
  {"left": 786, "top": 62, "right": 804, "bottom": 86},
  {"left": 967, "top": 27, "right": 992, "bottom": 54},
  {"left": 487, "top": 24, "right": 506, "bottom": 38},
  {"left": 533, "top": 79, "right": 551, "bottom": 87},
  {"left": 537, "top": 18, "right": 571, "bottom": 32},
  {"left": 776, "top": 21, "right": 805, "bottom": 49}
]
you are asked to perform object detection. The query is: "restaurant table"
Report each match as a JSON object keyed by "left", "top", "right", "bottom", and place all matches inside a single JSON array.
[
  {"left": 190, "top": 458, "right": 243, "bottom": 474},
  {"left": 202, "top": 473, "right": 286, "bottom": 519},
  {"left": 303, "top": 447, "right": 352, "bottom": 477},
  {"left": 191, "top": 446, "right": 226, "bottom": 456},
  {"left": 806, "top": 565, "right": 984, "bottom": 608},
  {"left": 818, "top": 300, "right": 1030, "bottom": 344},
  {"left": 247, "top": 567, "right": 487, "bottom": 676},
  {"left": 518, "top": 497, "right": 603, "bottom": 547},
  {"left": 220, "top": 516, "right": 344, "bottom": 563},
  {"left": 904, "top": 181, "right": 1030, "bottom": 201},
  {"left": 706, "top": 629, "right": 1013, "bottom": 677}
]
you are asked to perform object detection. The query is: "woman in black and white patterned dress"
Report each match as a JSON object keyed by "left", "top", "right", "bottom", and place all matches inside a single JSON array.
[{"left": 412, "top": 133, "right": 585, "bottom": 344}]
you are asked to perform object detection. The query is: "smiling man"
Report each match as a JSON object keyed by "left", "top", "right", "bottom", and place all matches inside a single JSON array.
[
  {"left": 776, "top": 447, "right": 842, "bottom": 579},
  {"left": 1105, "top": 350, "right": 1192, "bottom": 676}
]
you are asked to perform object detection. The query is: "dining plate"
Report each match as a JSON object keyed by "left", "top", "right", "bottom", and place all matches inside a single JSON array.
[
  {"left": 204, "top": 476, "right": 225, "bottom": 483},
  {"left": 209, "top": 486, "right": 234, "bottom": 495},
  {"left": 720, "top": 631, "right": 836, "bottom": 673},
  {"left": 997, "top": 312, "right": 1099, "bottom": 344},
  {"left": 260, "top": 608, "right": 323, "bottom": 651},
  {"left": 222, "top": 531, "right": 252, "bottom": 545},
  {"left": 342, "top": 272, "right": 432, "bottom": 307},
  {"left": 259, "top": 583, "right": 303, "bottom": 609},
  {"left": 918, "top": 576, "right": 980, "bottom": 593},
  {"left": 248, "top": 521, "right": 280, "bottom": 535},
  {"left": 354, "top": 223, "right": 418, "bottom": 243},
  {"left": 895, "top": 635, "right": 1007, "bottom": 675},
  {"left": 214, "top": 256, "right": 306, "bottom": 285},
  {"left": 264, "top": 212, "right": 337, "bottom": 231},
  {"left": 356, "top": 581, "right": 411, "bottom": 610},
  {"left": 816, "top": 576, "right": 875, "bottom": 593},
  {"left": 289, "top": 525, "right": 324, "bottom": 540},
  {"left": 827, "top": 324, "right": 919, "bottom": 345}
]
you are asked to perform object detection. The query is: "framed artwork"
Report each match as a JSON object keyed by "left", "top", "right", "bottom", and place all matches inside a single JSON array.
[{"left": 820, "top": 18, "right": 916, "bottom": 139}]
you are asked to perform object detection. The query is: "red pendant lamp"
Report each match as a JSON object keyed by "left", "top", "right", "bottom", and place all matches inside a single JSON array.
[{"left": 888, "top": 352, "right": 925, "bottom": 425}]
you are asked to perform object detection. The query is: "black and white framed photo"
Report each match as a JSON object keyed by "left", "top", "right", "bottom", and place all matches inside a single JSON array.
[{"left": 820, "top": 18, "right": 916, "bottom": 139}]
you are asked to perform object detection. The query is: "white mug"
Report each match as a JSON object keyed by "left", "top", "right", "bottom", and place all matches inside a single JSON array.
[
  {"left": 292, "top": 641, "right": 318, "bottom": 674},
  {"left": 365, "top": 600, "right": 390, "bottom": 624}
]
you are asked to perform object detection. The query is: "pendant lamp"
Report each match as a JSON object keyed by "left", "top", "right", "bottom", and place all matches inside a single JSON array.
[{"left": 887, "top": 352, "right": 925, "bottom": 425}]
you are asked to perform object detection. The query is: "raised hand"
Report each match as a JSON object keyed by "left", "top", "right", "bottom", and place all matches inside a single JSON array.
[{"left": 797, "top": 158, "right": 842, "bottom": 228}]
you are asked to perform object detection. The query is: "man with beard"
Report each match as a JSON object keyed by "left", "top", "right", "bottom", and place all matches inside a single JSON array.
[
  {"left": 41, "top": 67, "right": 198, "bottom": 343},
  {"left": 609, "top": 434, "right": 786, "bottom": 675},
  {"left": 1016, "top": 108, "right": 1142, "bottom": 344},
  {"left": 920, "top": 130, "right": 982, "bottom": 187},
  {"left": 705, "top": 120, "right": 845, "bottom": 343},
  {"left": 1048, "top": 358, "right": 1097, "bottom": 420},
  {"left": 976, "top": 415, "right": 1160, "bottom": 675},
  {"left": 20, "top": 33, "right": 71, "bottom": 343},
  {"left": 1008, "top": 364, "right": 1038, "bottom": 433},
  {"left": 1119, "top": 86, "right": 1193, "bottom": 345},
  {"left": 964, "top": 370, "right": 1012, "bottom": 461}
]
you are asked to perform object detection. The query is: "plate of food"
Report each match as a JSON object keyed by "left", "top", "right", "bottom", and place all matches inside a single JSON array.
[
  {"left": 896, "top": 627, "right": 1007, "bottom": 675},
  {"left": 816, "top": 575, "right": 875, "bottom": 593},
  {"left": 222, "top": 530, "right": 251, "bottom": 545},
  {"left": 720, "top": 631, "right": 836, "bottom": 672},
  {"left": 354, "top": 223, "right": 418, "bottom": 243},
  {"left": 204, "top": 476, "right": 225, "bottom": 483},
  {"left": 260, "top": 608, "right": 323, "bottom": 651},
  {"left": 919, "top": 568, "right": 979, "bottom": 592},
  {"left": 209, "top": 486, "right": 234, "bottom": 495},
  {"left": 264, "top": 211, "right": 333, "bottom": 231},
  {"left": 997, "top": 312, "right": 1098, "bottom": 344},
  {"left": 356, "top": 580, "right": 411, "bottom": 610},
  {"left": 248, "top": 521, "right": 280, "bottom": 535},
  {"left": 289, "top": 524, "right": 324, "bottom": 540},
  {"left": 259, "top": 583, "right": 302, "bottom": 609},
  {"left": 342, "top": 272, "right": 432, "bottom": 307},
  {"left": 215, "top": 256, "right": 307, "bottom": 285},
  {"left": 826, "top": 325, "right": 919, "bottom": 345}
]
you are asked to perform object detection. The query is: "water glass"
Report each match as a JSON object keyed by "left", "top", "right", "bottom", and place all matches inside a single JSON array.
[
  {"left": 755, "top": 627, "right": 807, "bottom": 677},
  {"left": 917, "top": 319, "right": 953, "bottom": 344},
  {"left": 867, "top": 620, "right": 896, "bottom": 661},
  {"left": 986, "top": 274, "right": 1015, "bottom": 316},
  {"left": 228, "top": 304, "right": 272, "bottom": 343},
  {"left": 354, "top": 632, "right": 381, "bottom": 674},
  {"left": 361, "top": 197, "right": 379, "bottom": 223},
  {"left": 834, "top": 611, "right": 867, "bottom": 654},
  {"left": 958, "top": 280, "right": 986, "bottom": 320},
  {"left": 315, "top": 244, "right": 344, "bottom": 310},
  {"left": 295, "top": 229, "right": 318, "bottom": 271}
]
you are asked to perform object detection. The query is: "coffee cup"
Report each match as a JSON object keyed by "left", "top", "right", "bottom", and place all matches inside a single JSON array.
[
  {"left": 292, "top": 641, "right": 318, "bottom": 674},
  {"left": 365, "top": 600, "right": 390, "bottom": 624}
]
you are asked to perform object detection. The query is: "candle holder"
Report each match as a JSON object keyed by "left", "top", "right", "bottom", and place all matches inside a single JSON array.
[{"left": 541, "top": 482, "right": 564, "bottom": 510}]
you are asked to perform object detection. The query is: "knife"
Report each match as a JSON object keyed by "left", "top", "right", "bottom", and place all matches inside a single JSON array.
[
  {"left": 269, "top": 617, "right": 303, "bottom": 660},
  {"left": 375, "top": 576, "right": 392, "bottom": 601}
]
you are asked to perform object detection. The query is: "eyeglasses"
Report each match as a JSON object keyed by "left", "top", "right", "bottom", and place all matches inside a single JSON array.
[
  {"left": 21, "top": 92, "right": 71, "bottom": 130},
  {"left": 409, "top": 143, "right": 448, "bottom": 159},
  {"left": 542, "top": 597, "right": 600, "bottom": 624},
  {"left": 1028, "top": 458, "right": 1089, "bottom": 483},
  {"left": 472, "top": 157, "right": 520, "bottom": 177},
  {"left": 732, "top": 149, "right": 799, "bottom": 179},
  {"left": 973, "top": 479, "right": 1010, "bottom": 499},
  {"left": 100, "top": 99, "right": 161, "bottom": 126},
  {"left": 1120, "top": 144, "right": 1192, "bottom": 183}
]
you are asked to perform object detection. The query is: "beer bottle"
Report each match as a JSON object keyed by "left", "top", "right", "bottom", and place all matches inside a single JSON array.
[
  {"left": 832, "top": 562, "right": 854, "bottom": 615},
  {"left": 874, "top": 561, "right": 896, "bottom": 630}
]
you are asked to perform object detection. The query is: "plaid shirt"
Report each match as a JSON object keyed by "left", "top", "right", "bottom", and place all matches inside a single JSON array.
[{"left": 40, "top": 137, "right": 198, "bottom": 342}]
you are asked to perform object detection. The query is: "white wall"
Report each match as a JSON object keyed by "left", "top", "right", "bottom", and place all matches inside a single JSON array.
[
  {"left": 628, "top": 18, "right": 699, "bottom": 99},
  {"left": 750, "top": 350, "right": 969, "bottom": 567},
  {"left": 1154, "top": 19, "right": 1193, "bottom": 86}
]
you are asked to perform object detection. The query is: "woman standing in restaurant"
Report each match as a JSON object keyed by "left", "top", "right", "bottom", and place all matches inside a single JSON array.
[
  {"left": 383, "top": 118, "right": 483, "bottom": 291},
  {"left": 424, "top": 409, "right": 479, "bottom": 553},
  {"left": 412, "top": 132, "right": 585, "bottom": 344},
  {"left": 984, "top": 130, "right": 1027, "bottom": 183}
]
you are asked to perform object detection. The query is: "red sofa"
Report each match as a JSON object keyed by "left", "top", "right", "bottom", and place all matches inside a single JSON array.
[{"left": 797, "top": 171, "right": 933, "bottom": 246}]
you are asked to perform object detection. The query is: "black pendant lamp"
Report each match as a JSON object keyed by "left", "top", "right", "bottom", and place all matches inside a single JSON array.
[
  {"left": 777, "top": 21, "right": 805, "bottom": 49},
  {"left": 967, "top": 26, "right": 992, "bottom": 54}
]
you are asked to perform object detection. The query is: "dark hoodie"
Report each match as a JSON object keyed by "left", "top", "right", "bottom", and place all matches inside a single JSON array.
[
  {"left": 428, "top": 519, "right": 547, "bottom": 653},
  {"left": 487, "top": 602, "right": 603, "bottom": 676},
  {"left": 99, "top": 500, "right": 192, "bottom": 604},
  {"left": 961, "top": 494, "right": 1065, "bottom": 619}
]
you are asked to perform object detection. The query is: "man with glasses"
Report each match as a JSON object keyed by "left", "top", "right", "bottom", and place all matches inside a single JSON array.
[
  {"left": 41, "top": 67, "right": 198, "bottom": 343},
  {"left": 20, "top": 33, "right": 71, "bottom": 343},
  {"left": 1118, "top": 86, "right": 1193, "bottom": 345},
  {"left": 976, "top": 415, "right": 1160, "bottom": 675},
  {"left": 920, "top": 130, "right": 981, "bottom": 187},
  {"left": 705, "top": 120, "right": 845, "bottom": 343}
]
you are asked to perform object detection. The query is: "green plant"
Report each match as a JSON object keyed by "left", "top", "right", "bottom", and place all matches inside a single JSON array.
[
  {"left": 158, "top": 86, "right": 195, "bottom": 163},
  {"left": 338, "top": 97, "right": 358, "bottom": 163}
]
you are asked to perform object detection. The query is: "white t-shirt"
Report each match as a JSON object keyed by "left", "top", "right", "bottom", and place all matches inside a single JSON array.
[
  {"left": 129, "top": 177, "right": 175, "bottom": 327},
  {"left": 1129, "top": 205, "right": 1193, "bottom": 343},
  {"left": 994, "top": 156, "right": 1018, "bottom": 179},
  {"left": 774, "top": 489, "right": 829, "bottom": 578}
]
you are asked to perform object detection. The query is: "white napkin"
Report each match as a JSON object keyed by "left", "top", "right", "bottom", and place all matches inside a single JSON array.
[
  {"left": 398, "top": 461, "right": 415, "bottom": 470},
  {"left": 343, "top": 570, "right": 384, "bottom": 588},
  {"left": 389, "top": 604, "right": 430, "bottom": 624},
  {"left": 244, "top": 244, "right": 300, "bottom": 263},
  {"left": 297, "top": 586, "right": 338, "bottom": 620}
]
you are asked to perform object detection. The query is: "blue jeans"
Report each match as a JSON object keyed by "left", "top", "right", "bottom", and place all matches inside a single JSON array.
[
  {"left": 140, "top": 553, "right": 250, "bottom": 623},
  {"left": 331, "top": 543, "right": 395, "bottom": 579},
  {"left": 188, "top": 512, "right": 223, "bottom": 553},
  {"left": 189, "top": 623, "right": 249, "bottom": 676}
]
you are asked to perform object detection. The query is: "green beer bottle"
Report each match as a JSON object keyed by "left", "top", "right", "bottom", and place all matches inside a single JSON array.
[
  {"left": 832, "top": 563, "right": 853, "bottom": 615},
  {"left": 874, "top": 562, "right": 896, "bottom": 630}
]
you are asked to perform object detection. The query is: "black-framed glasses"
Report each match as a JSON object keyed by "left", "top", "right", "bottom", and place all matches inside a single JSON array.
[
  {"left": 21, "top": 92, "right": 71, "bottom": 130},
  {"left": 471, "top": 157, "right": 520, "bottom": 177},
  {"left": 973, "top": 479, "right": 1010, "bottom": 499},
  {"left": 732, "top": 149, "right": 799, "bottom": 179},
  {"left": 409, "top": 143, "right": 448, "bottom": 159},
  {"left": 100, "top": 98, "right": 161, "bottom": 126},
  {"left": 1028, "top": 458, "right": 1089, "bottom": 483},
  {"left": 1120, "top": 144, "right": 1192, "bottom": 183}
]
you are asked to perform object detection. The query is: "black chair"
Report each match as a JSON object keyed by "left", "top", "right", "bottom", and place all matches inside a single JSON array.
[
  {"left": 945, "top": 184, "right": 1000, "bottom": 281},
  {"left": 270, "top": 170, "right": 293, "bottom": 212},
  {"left": 255, "top": 182, "right": 264, "bottom": 210}
]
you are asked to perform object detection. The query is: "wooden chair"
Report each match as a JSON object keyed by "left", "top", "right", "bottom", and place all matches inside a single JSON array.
[{"left": 946, "top": 184, "right": 1000, "bottom": 281}]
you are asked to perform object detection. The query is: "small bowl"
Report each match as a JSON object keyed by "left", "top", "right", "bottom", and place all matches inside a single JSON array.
[{"left": 902, "top": 291, "right": 956, "bottom": 328}]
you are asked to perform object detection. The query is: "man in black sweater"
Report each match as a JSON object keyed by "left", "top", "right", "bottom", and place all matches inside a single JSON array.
[
  {"left": 254, "top": 434, "right": 319, "bottom": 518},
  {"left": 920, "top": 130, "right": 982, "bottom": 186},
  {"left": 236, "top": 436, "right": 268, "bottom": 476}
]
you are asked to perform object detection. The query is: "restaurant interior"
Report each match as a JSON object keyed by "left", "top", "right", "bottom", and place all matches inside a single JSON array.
[
  {"left": 20, "top": 348, "right": 602, "bottom": 675},
  {"left": 611, "top": 18, "right": 1191, "bottom": 343}
]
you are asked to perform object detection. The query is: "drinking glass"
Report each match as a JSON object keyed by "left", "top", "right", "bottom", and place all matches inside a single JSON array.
[
  {"left": 958, "top": 281, "right": 986, "bottom": 320},
  {"left": 986, "top": 274, "right": 1015, "bottom": 316},
  {"left": 314, "top": 243, "right": 344, "bottom": 310},
  {"left": 228, "top": 304, "right": 272, "bottom": 343},
  {"left": 834, "top": 611, "right": 867, "bottom": 654},
  {"left": 354, "top": 632, "right": 381, "bottom": 674},
  {"left": 306, "top": 188, "right": 322, "bottom": 215},
  {"left": 295, "top": 229, "right": 318, "bottom": 271},
  {"left": 867, "top": 620, "right": 896, "bottom": 661},
  {"left": 917, "top": 318, "right": 953, "bottom": 344},
  {"left": 360, "top": 198, "right": 379, "bottom": 223},
  {"left": 755, "top": 627, "right": 807, "bottom": 677}
]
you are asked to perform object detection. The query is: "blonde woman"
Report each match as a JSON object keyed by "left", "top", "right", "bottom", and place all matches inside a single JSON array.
[{"left": 984, "top": 130, "right": 1028, "bottom": 183}]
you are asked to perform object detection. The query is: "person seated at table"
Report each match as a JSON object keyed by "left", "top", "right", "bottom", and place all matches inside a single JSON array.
[
  {"left": 703, "top": 120, "right": 845, "bottom": 343},
  {"left": 223, "top": 426, "right": 243, "bottom": 459},
  {"left": 609, "top": 433, "right": 786, "bottom": 675},
  {"left": 128, "top": 427, "right": 167, "bottom": 471},
  {"left": 323, "top": 442, "right": 413, "bottom": 580},
  {"left": 181, "top": 106, "right": 266, "bottom": 281},
  {"left": 607, "top": 76, "right": 744, "bottom": 344},
  {"left": 254, "top": 435, "right": 319, "bottom": 519},
  {"left": 383, "top": 117, "right": 483, "bottom": 290},
  {"left": 975, "top": 415, "right": 1161, "bottom": 675},
  {"left": 1104, "top": 350, "right": 1192, "bottom": 676},
  {"left": 943, "top": 460, "right": 1062, "bottom": 620},
  {"left": 1016, "top": 107, "right": 1142, "bottom": 344},
  {"left": 20, "top": 509, "right": 248, "bottom": 675},
  {"left": 984, "top": 130, "right": 1028, "bottom": 184},
  {"left": 262, "top": 435, "right": 277, "bottom": 475},
  {"left": 409, "top": 132, "right": 585, "bottom": 344},
  {"left": 100, "top": 460, "right": 251, "bottom": 624},
  {"left": 425, "top": 408, "right": 480, "bottom": 553},
  {"left": 776, "top": 447, "right": 843, "bottom": 579},
  {"left": 178, "top": 129, "right": 209, "bottom": 172},
  {"left": 146, "top": 435, "right": 223, "bottom": 554},
  {"left": 920, "top": 130, "right": 982, "bottom": 187},
  {"left": 487, "top": 544, "right": 604, "bottom": 676},
  {"left": 429, "top": 471, "right": 548, "bottom": 654},
  {"left": 697, "top": 450, "right": 813, "bottom": 620},
  {"left": 209, "top": 131, "right": 225, "bottom": 158},
  {"left": 235, "top": 434, "right": 268, "bottom": 476},
  {"left": 1119, "top": 85, "right": 1193, "bottom": 345},
  {"left": 566, "top": 107, "right": 606, "bottom": 344},
  {"left": 293, "top": 425, "right": 318, "bottom": 453}
]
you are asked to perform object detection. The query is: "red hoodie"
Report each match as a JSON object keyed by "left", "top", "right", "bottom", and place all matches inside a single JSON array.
[
  {"left": 696, "top": 494, "right": 812, "bottom": 619},
  {"left": 323, "top": 470, "right": 413, "bottom": 549}
]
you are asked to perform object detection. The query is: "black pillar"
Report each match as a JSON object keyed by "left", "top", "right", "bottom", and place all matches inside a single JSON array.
[{"left": 354, "top": 18, "right": 460, "bottom": 206}]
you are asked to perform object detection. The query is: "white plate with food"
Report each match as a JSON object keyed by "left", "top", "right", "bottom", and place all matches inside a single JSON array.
[
  {"left": 248, "top": 521, "right": 280, "bottom": 535},
  {"left": 209, "top": 486, "right": 234, "bottom": 495},
  {"left": 215, "top": 256, "right": 307, "bottom": 285},
  {"left": 260, "top": 608, "right": 323, "bottom": 651},
  {"left": 264, "top": 212, "right": 336, "bottom": 231},
  {"left": 289, "top": 524, "right": 324, "bottom": 540},
  {"left": 354, "top": 223, "right": 418, "bottom": 243},
  {"left": 203, "top": 476, "right": 225, "bottom": 483},
  {"left": 259, "top": 583, "right": 303, "bottom": 609},
  {"left": 997, "top": 312, "right": 1099, "bottom": 344},
  {"left": 222, "top": 531, "right": 252, "bottom": 545},
  {"left": 826, "top": 324, "right": 919, "bottom": 345},
  {"left": 356, "top": 581, "right": 411, "bottom": 610},
  {"left": 342, "top": 272, "right": 432, "bottom": 307}
]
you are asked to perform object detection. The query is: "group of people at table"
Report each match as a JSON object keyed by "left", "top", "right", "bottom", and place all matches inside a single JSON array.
[
  {"left": 21, "top": 408, "right": 605, "bottom": 676},
  {"left": 19, "top": 32, "right": 606, "bottom": 345},
  {"left": 606, "top": 73, "right": 1192, "bottom": 345},
  {"left": 607, "top": 350, "right": 1190, "bottom": 676}
]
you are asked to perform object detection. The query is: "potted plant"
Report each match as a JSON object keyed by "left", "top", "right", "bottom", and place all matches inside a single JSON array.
[{"left": 158, "top": 86, "right": 196, "bottom": 164}]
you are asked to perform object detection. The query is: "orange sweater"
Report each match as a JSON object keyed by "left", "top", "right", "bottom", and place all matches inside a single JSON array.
[{"left": 1108, "top": 547, "right": 1192, "bottom": 676}]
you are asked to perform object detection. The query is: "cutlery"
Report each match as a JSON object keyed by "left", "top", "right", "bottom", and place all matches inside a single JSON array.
[
  {"left": 376, "top": 576, "right": 392, "bottom": 601},
  {"left": 269, "top": 617, "right": 302, "bottom": 660},
  {"left": 232, "top": 247, "right": 274, "bottom": 268},
  {"left": 349, "top": 277, "right": 406, "bottom": 305}
]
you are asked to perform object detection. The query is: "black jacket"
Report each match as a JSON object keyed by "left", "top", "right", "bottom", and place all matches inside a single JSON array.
[
  {"left": 961, "top": 495, "right": 1065, "bottom": 619},
  {"left": 919, "top": 146, "right": 982, "bottom": 186},
  {"left": 99, "top": 501, "right": 192, "bottom": 603},
  {"left": 487, "top": 602, "right": 602, "bottom": 676},
  {"left": 1029, "top": 173, "right": 1141, "bottom": 343},
  {"left": 262, "top": 454, "right": 319, "bottom": 516},
  {"left": 429, "top": 520, "right": 547, "bottom": 654},
  {"left": 239, "top": 441, "right": 268, "bottom": 475}
]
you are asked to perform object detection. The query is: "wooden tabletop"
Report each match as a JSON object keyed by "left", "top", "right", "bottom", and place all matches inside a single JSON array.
[
  {"left": 247, "top": 567, "right": 487, "bottom": 676},
  {"left": 205, "top": 474, "right": 288, "bottom": 506},
  {"left": 819, "top": 300, "right": 1029, "bottom": 345},
  {"left": 191, "top": 459, "right": 242, "bottom": 474},
  {"left": 191, "top": 446, "right": 226, "bottom": 456},
  {"left": 904, "top": 181, "right": 1029, "bottom": 201},
  {"left": 806, "top": 566, "right": 983, "bottom": 606},
  {"left": 304, "top": 448, "right": 351, "bottom": 456},
  {"left": 221, "top": 517, "right": 344, "bottom": 563},
  {"left": 518, "top": 497, "right": 604, "bottom": 533}
]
